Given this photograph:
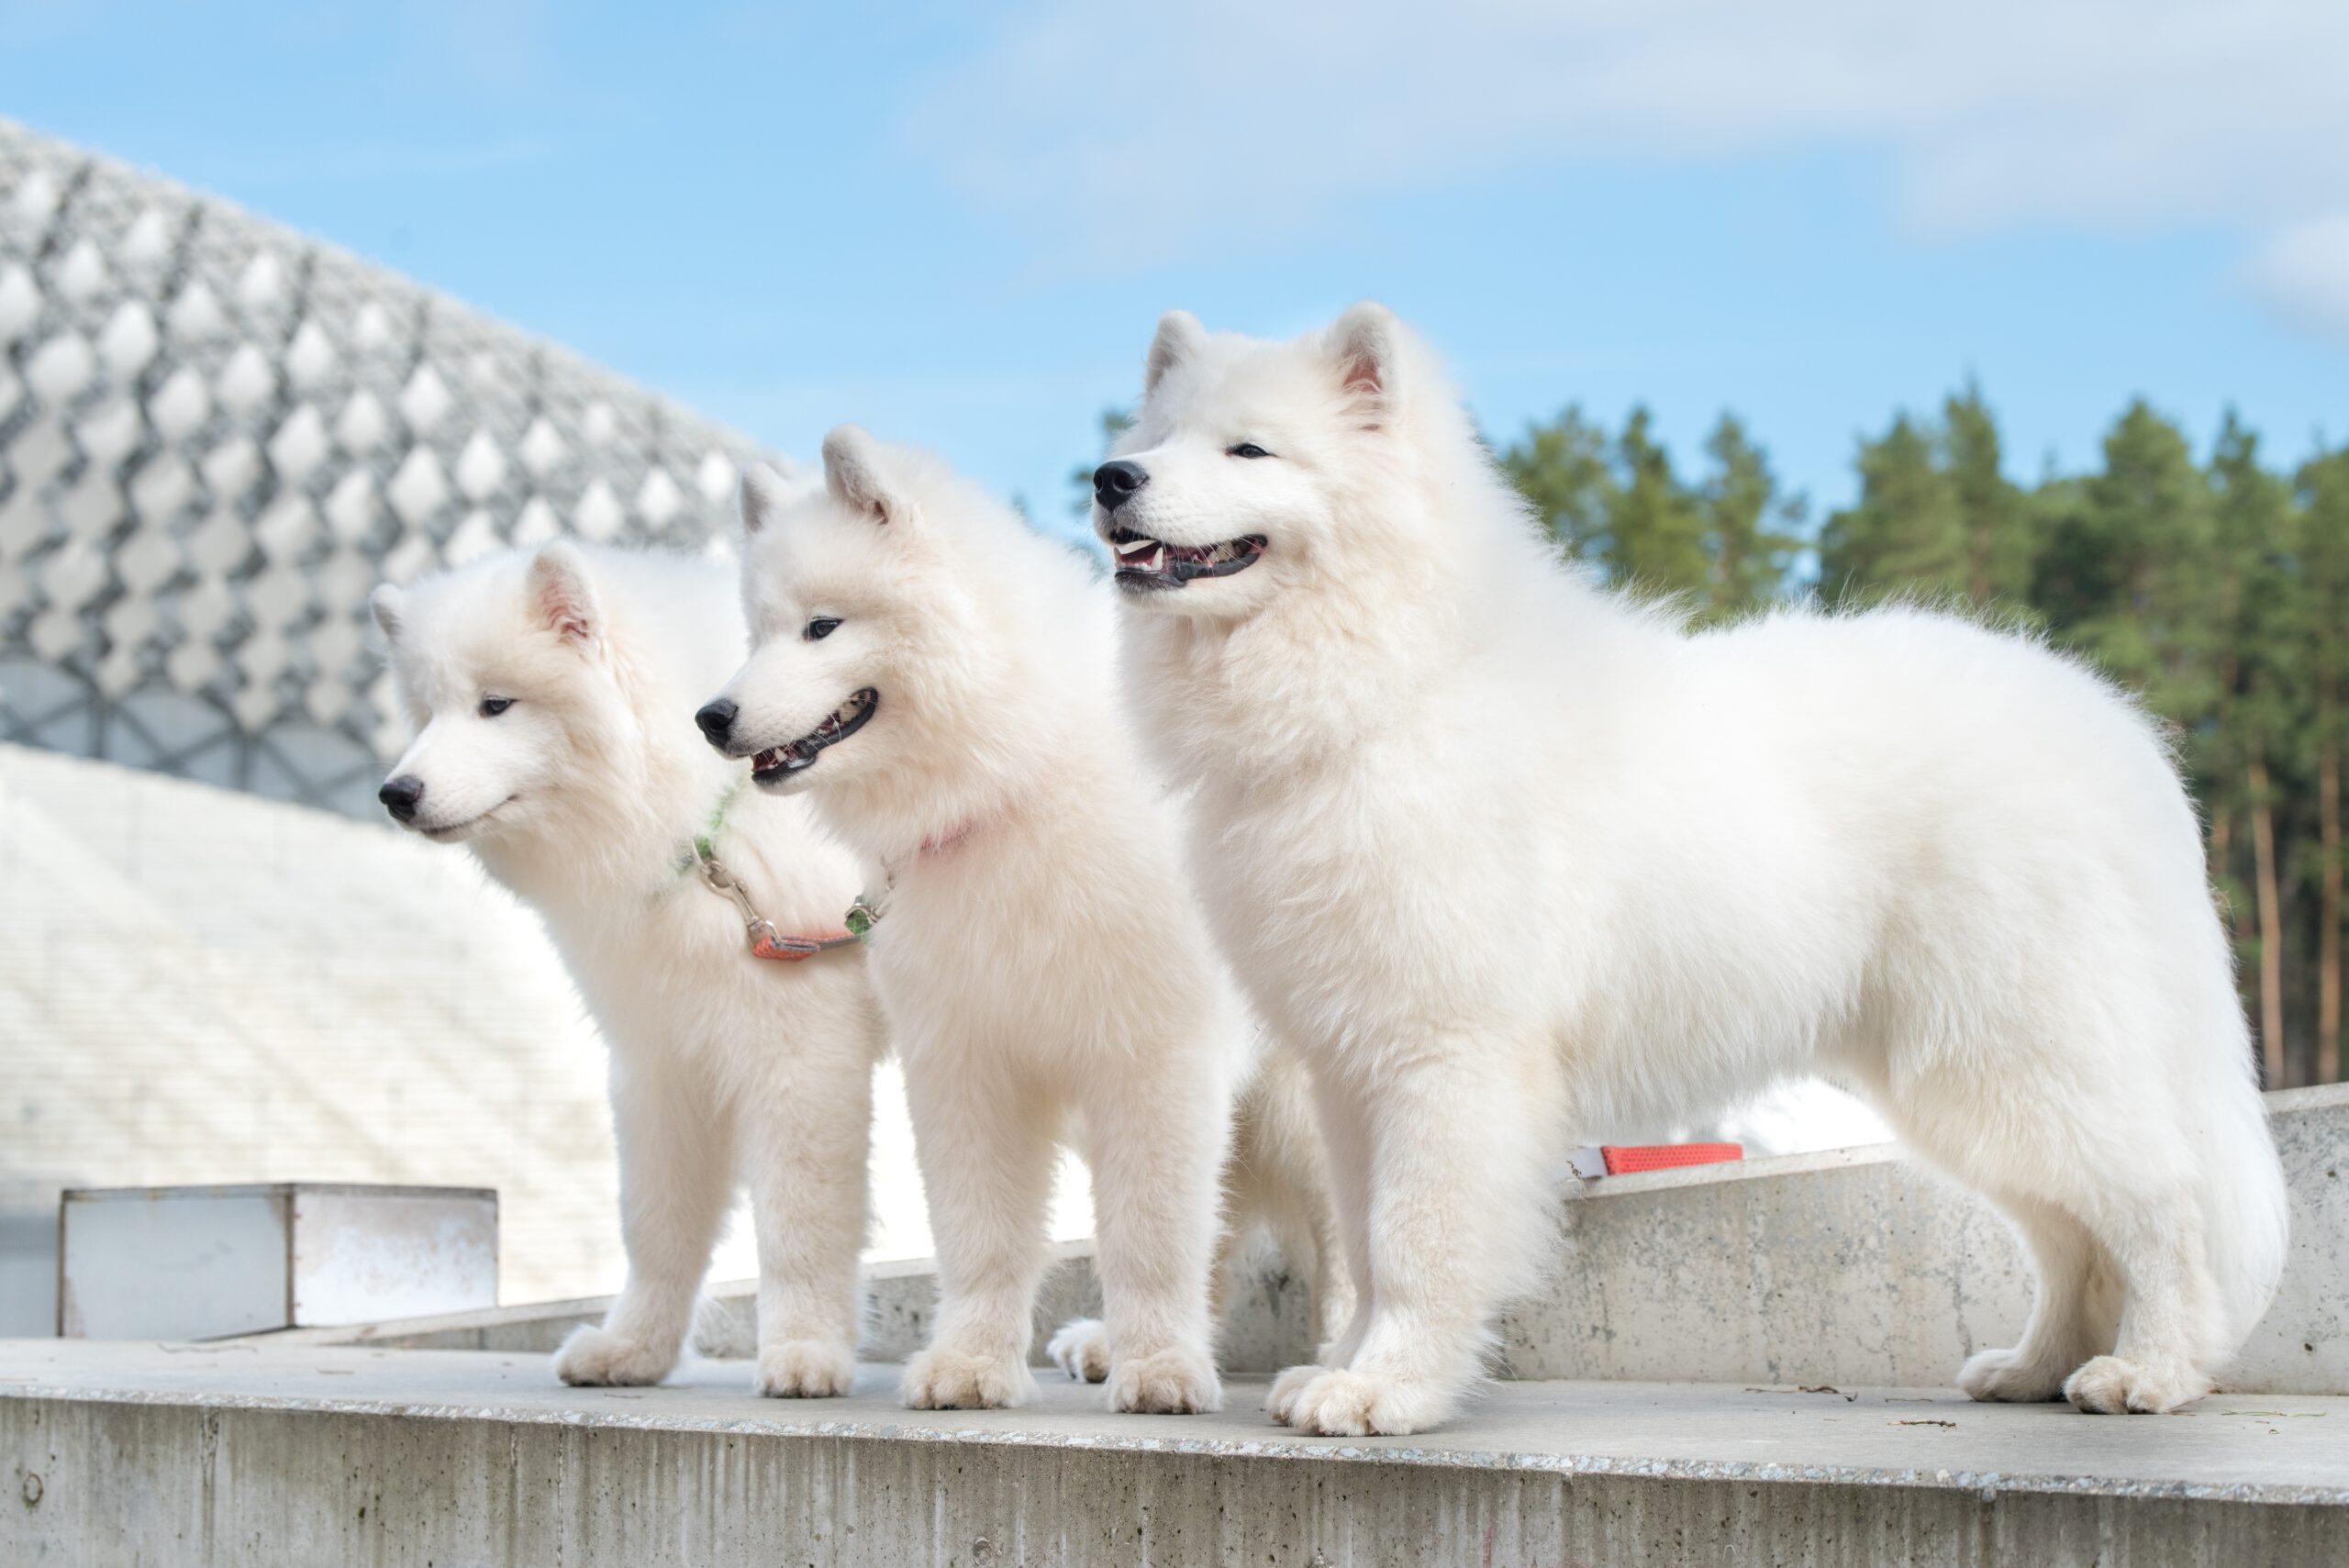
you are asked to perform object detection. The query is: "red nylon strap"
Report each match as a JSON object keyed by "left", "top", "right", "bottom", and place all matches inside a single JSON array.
[
  {"left": 1600, "top": 1141, "right": 1742, "bottom": 1174},
  {"left": 748, "top": 926, "right": 861, "bottom": 962}
]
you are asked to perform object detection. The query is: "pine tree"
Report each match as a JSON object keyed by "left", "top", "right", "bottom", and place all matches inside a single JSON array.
[
  {"left": 1818, "top": 414, "right": 1965, "bottom": 603},
  {"left": 1606, "top": 407, "right": 1709, "bottom": 601},
  {"left": 1943, "top": 384, "right": 2035, "bottom": 608},
  {"left": 2210, "top": 413, "right": 2300, "bottom": 1079},
  {"left": 1500, "top": 406, "right": 1615, "bottom": 564},
  {"left": 1696, "top": 413, "right": 1801, "bottom": 616},
  {"left": 2069, "top": 401, "right": 2220, "bottom": 725},
  {"left": 2299, "top": 443, "right": 2349, "bottom": 1084}
]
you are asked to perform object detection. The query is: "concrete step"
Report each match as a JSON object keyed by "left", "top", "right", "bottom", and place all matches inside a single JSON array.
[
  {"left": 5, "top": 1340, "right": 2343, "bottom": 1566},
  {"left": 286, "top": 1084, "right": 2349, "bottom": 1396}
]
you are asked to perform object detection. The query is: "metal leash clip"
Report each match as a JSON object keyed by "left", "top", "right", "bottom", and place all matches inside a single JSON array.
[{"left": 696, "top": 850, "right": 863, "bottom": 961}]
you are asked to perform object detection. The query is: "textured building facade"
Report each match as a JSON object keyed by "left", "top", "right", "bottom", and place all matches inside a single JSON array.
[
  {"left": 0, "top": 117, "right": 777, "bottom": 817},
  {"left": 0, "top": 120, "right": 826, "bottom": 1334}
]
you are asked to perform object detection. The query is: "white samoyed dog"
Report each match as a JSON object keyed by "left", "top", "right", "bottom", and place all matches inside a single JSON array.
[
  {"left": 701, "top": 428, "right": 1252, "bottom": 1414},
  {"left": 373, "top": 543, "right": 885, "bottom": 1397},
  {"left": 1094, "top": 302, "right": 2290, "bottom": 1436}
]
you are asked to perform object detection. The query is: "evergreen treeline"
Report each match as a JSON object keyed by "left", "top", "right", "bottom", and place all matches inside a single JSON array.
[{"left": 1499, "top": 395, "right": 2348, "bottom": 1089}]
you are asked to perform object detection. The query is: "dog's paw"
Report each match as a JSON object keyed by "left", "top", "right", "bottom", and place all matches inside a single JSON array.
[
  {"left": 1107, "top": 1345, "right": 1220, "bottom": 1414},
  {"left": 755, "top": 1340, "right": 856, "bottom": 1399},
  {"left": 1283, "top": 1367, "right": 1456, "bottom": 1437},
  {"left": 2062, "top": 1354, "right": 2209, "bottom": 1415},
  {"left": 1045, "top": 1318, "right": 1111, "bottom": 1383},
  {"left": 1266, "top": 1363, "right": 1328, "bottom": 1426},
  {"left": 1958, "top": 1346, "right": 2071, "bottom": 1404},
  {"left": 901, "top": 1346, "right": 1036, "bottom": 1411},
  {"left": 553, "top": 1325, "right": 675, "bottom": 1388}
]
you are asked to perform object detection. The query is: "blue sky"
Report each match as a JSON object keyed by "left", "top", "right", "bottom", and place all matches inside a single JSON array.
[{"left": 6, "top": 1, "right": 2343, "bottom": 544}]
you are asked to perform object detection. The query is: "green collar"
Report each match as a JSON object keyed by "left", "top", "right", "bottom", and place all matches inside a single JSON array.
[{"left": 675, "top": 782, "right": 741, "bottom": 878}]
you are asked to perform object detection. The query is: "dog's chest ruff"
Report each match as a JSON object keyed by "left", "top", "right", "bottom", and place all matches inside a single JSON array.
[
  {"left": 674, "top": 790, "right": 986, "bottom": 962},
  {"left": 674, "top": 787, "right": 873, "bottom": 962}
]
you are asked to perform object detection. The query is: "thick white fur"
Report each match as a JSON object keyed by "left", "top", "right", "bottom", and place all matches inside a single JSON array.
[
  {"left": 713, "top": 431, "right": 1241, "bottom": 1413},
  {"left": 374, "top": 544, "right": 885, "bottom": 1397},
  {"left": 1046, "top": 1038, "right": 1356, "bottom": 1384},
  {"left": 1102, "top": 303, "right": 2291, "bottom": 1435}
]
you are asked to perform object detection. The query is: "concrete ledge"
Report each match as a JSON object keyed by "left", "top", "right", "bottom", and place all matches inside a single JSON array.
[
  {"left": 263, "top": 1239, "right": 1329, "bottom": 1373},
  {"left": 289, "top": 1085, "right": 2349, "bottom": 1396},
  {"left": 6, "top": 1340, "right": 2345, "bottom": 1566},
  {"left": 1508, "top": 1083, "right": 2348, "bottom": 1393}
]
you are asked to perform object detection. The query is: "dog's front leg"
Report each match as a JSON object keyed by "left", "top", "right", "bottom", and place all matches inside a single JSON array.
[
  {"left": 739, "top": 1021, "right": 876, "bottom": 1398},
  {"left": 1275, "top": 1043, "right": 1550, "bottom": 1437},
  {"left": 1079, "top": 1040, "right": 1230, "bottom": 1414},
  {"left": 555, "top": 1050, "right": 734, "bottom": 1387},
  {"left": 898, "top": 1040, "right": 1055, "bottom": 1410}
]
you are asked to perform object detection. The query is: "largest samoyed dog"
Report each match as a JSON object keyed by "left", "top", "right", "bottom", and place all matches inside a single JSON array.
[
  {"left": 373, "top": 542, "right": 885, "bottom": 1398},
  {"left": 699, "top": 428, "right": 1241, "bottom": 1413},
  {"left": 1095, "top": 302, "right": 2289, "bottom": 1435}
]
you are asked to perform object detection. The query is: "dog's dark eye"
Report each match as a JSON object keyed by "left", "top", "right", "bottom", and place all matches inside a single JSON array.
[
  {"left": 1226, "top": 442, "right": 1274, "bottom": 460},
  {"left": 478, "top": 697, "right": 514, "bottom": 718},
  {"left": 804, "top": 617, "right": 842, "bottom": 641}
]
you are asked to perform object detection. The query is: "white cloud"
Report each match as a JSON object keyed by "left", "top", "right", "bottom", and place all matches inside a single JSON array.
[
  {"left": 2249, "top": 214, "right": 2349, "bottom": 347},
  {"left": 907, "top": 0, "right": 2349, "bottom": 336}
]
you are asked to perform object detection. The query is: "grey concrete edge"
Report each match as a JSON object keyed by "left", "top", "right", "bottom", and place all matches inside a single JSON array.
[{"left": 6, "top": 1377, "right": 2343, "bottom": 1509}]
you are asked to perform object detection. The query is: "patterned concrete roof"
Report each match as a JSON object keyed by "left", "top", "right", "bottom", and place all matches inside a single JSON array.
[{"left": 0, "top": 118, "right": 781, "bottom": 817}]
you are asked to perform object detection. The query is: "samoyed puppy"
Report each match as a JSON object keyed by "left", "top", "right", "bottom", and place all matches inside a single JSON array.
[
  {"left": 698, "top": 428, "right": 1243, "bottom": 1413},
  {"left": 1094, "top": 302, "right": 2289, "bottom": 1435},
  {"left": 373, "top": 542, "right": 885, "bottom": 1397}
]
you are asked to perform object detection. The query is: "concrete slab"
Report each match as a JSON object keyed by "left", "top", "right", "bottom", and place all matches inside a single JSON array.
[
  {"left": 279, "top": 1084, "right": 2349, "bottom": 1397},
  {"left": 5, "top": 1340, "right": 2343, "bottom": 1565}
]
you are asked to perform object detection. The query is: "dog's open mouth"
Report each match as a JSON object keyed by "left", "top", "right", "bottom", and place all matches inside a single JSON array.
[
  {"left": 1107, "top": 525, "right": 1266, "bottom": 591},
  {"left": 751, "top": 688, "right": 877, "bottom": 785}
]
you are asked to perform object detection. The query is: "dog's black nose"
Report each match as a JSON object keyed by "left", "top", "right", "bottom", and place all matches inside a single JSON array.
[
  {"left": 1093, "top": 460, "right": 1148, "bottom": 509},
  {"left": 696, "top": 698, "right": 738, "bottom": 748},
  {"left": 378, "top": 774, "right": 425, "bottom": 822}
]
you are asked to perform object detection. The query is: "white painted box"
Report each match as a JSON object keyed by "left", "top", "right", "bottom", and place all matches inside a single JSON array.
[{"left": 58, "top": 1184, "right": 497, "bottom": 1340}]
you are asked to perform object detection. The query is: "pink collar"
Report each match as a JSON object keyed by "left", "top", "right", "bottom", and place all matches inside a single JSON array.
[{"left": 918, "top": 818, "right": 978, "bottom": 858}]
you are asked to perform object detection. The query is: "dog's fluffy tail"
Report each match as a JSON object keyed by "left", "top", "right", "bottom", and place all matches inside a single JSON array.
[{"left": 2197, "top": 1013, "right": 2290, "bottom": 1365}]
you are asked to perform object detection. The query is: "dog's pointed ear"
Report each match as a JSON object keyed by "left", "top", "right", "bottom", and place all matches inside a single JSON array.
[
  {"left": 1144, "top": 309, "right": 1206, "bottom": 399},
  {"left": 740, "top": 462, "right": 791, "bottom": 536},
  {"left": 1329, "top": 301, "right": 1399, "bottom": 428},
  {"left": 369, "top": 584, "right": 405, "bottom": 640},
  {"left": 821, "top": 425, "right": 900, "bottom": 526},
  {"left": 528, "top": 541, "right": 598, "bottom": 646}
]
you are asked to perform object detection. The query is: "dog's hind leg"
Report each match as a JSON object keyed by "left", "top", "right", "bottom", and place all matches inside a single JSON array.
[
  {"left": 1864, "top": 1044, "right": 2221, "bottom": 1415},
  {"left": 1957, "top": 1193, "right": 2111, "bottom": 1403},
  {"left": 898, "top": 1046, "right": 1056, "bottom": 1410},
  {"left": 557, "top": 1051, "right": 736, "bottom": 1388},
  {"left": 2059, "top": 1189, "right": 2220, "bottom": 1414}
]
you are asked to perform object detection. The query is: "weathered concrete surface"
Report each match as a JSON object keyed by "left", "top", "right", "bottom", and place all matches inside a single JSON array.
[
  {"left": 4, "top": 1340, "right": 2343, "bottom": 1567},
  {"left": 289, "top": 1085, "right": 2348, "bottom": 1395},
  {"left": 1508, "top": 1083, "right": 2348, "bottom": 1395},
  {"left": 264, "top": 1240, "right": 1330, "bottom": 1373}
]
